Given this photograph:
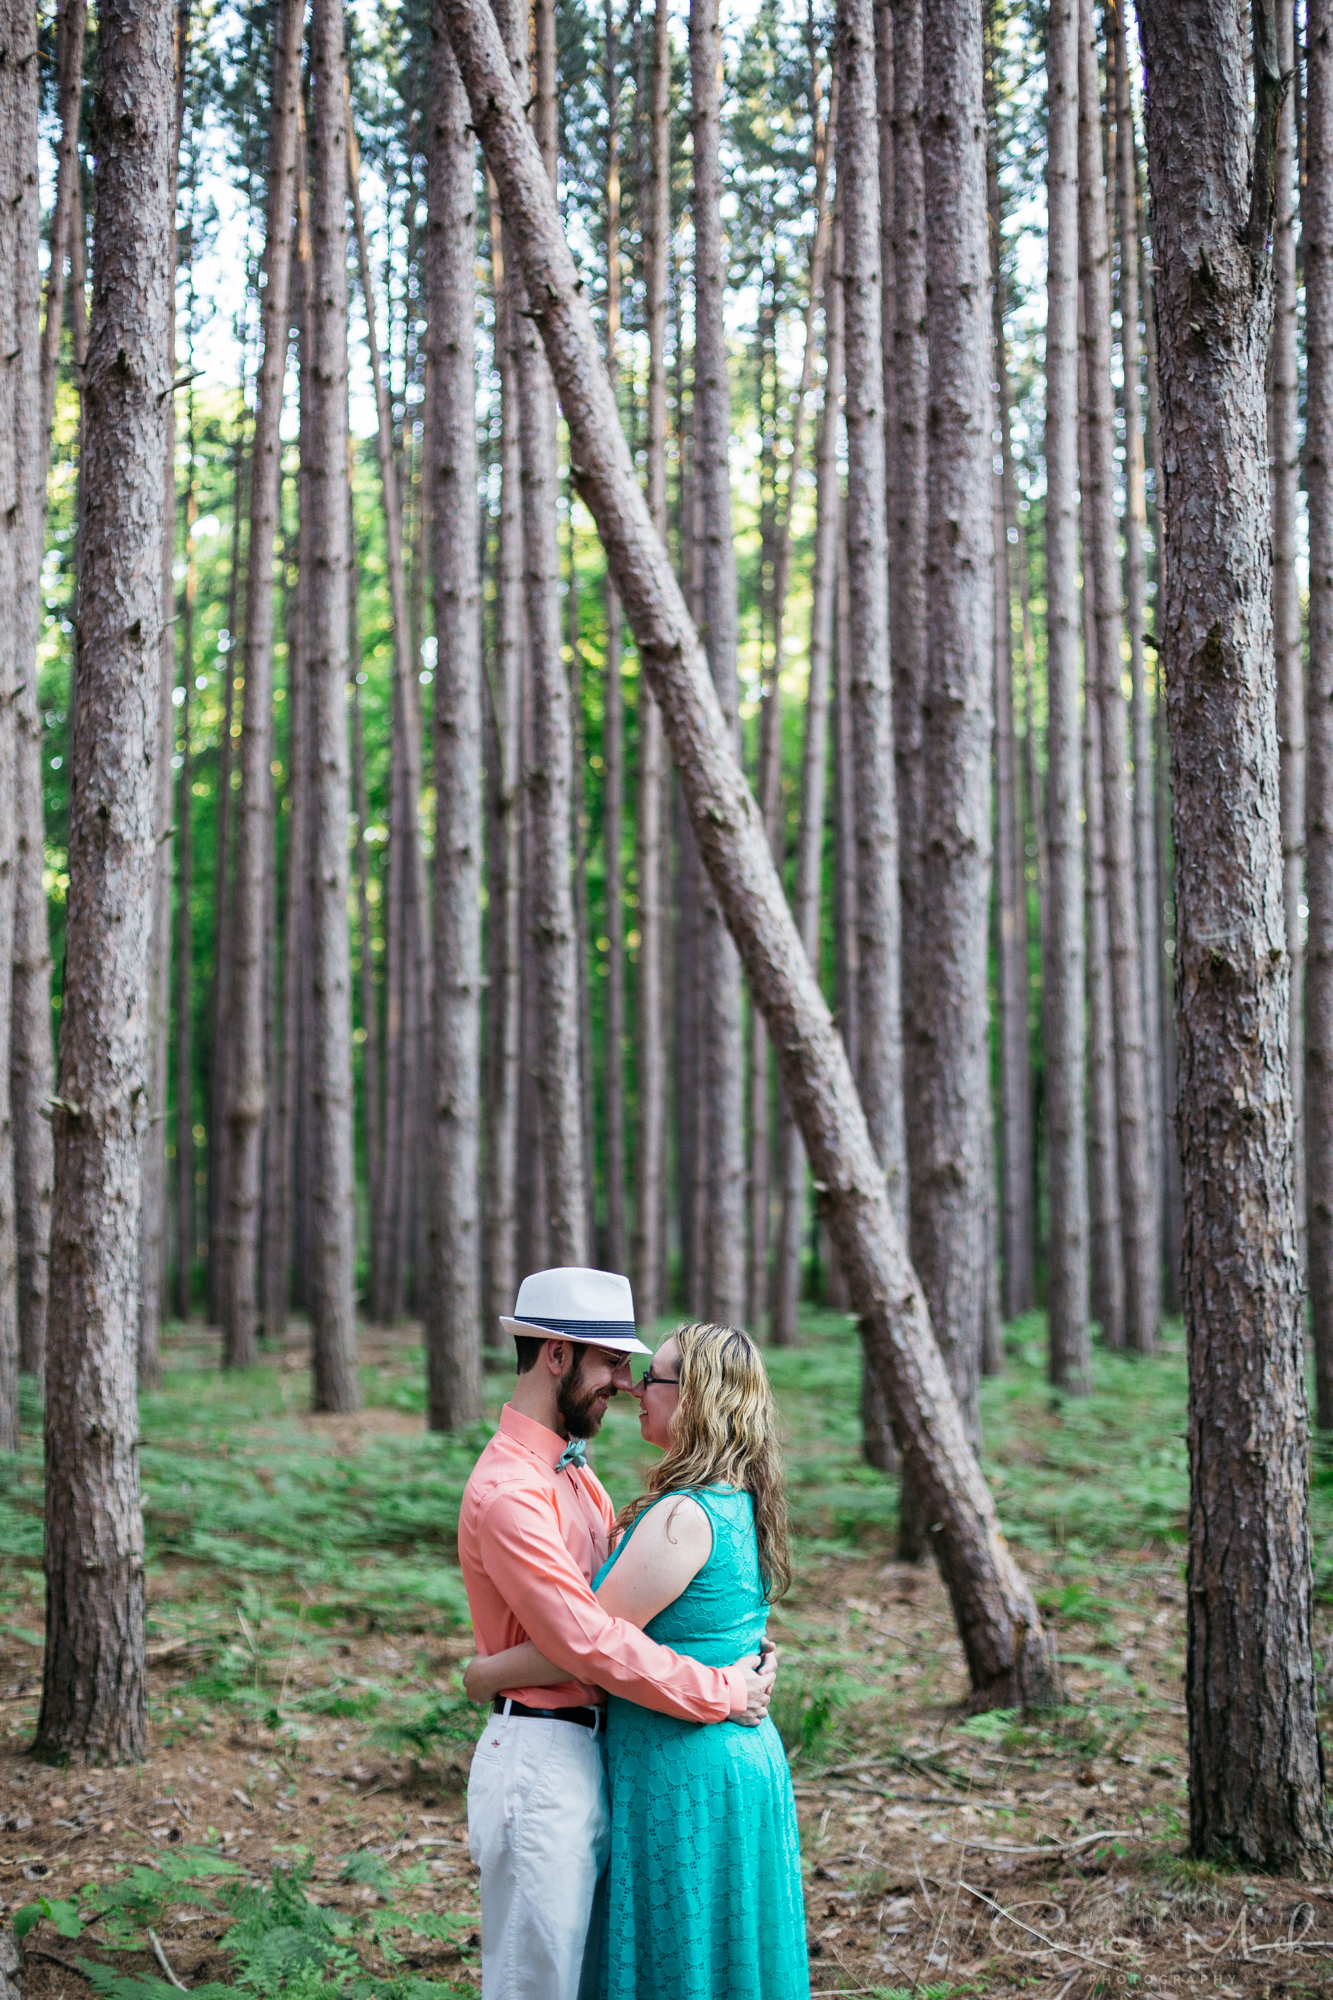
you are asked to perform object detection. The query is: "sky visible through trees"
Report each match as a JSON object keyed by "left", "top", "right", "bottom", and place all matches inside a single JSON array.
[{"left": 2, "top": 0, "right": 1331, "bottom": 1881}]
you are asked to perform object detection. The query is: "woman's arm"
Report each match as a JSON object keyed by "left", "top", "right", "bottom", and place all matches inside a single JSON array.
[
  {"left": 593, "top": 1495, "right": 713, "bottom": 1628},
  {"left": 462, "top": 1640, "right": 566, "bottom": 1704}
]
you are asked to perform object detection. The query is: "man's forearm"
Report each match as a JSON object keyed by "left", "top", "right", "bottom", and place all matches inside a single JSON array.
[{"left": 511, "top": 1585, "right": 746, "bottom": 1721}]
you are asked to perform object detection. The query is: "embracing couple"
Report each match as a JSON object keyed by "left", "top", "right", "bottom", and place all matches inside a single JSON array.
[{"left": 458, "top": 1266, "right": 809, "bottom": 2000}]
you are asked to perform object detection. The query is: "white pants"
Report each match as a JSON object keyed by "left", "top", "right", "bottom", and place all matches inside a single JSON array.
[{"left": 467, "top": 1709, "right": 610, "bottom": 2000}]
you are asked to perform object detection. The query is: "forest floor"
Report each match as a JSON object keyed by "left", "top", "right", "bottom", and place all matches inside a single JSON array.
[{"left": 3, "top": 1310, "right": 1333, "bottom": 1998}]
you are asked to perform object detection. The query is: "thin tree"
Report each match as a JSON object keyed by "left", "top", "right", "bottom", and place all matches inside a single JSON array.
[
  {"left": 173, "top": 373, "right": 197, "bottom": 1321},
  {"left": 495, "top": 0, "right": 585, "bottom": 1265},
  {"left": 1139, "top": 0, "right": 1330, "bottom": 1866},
  {"left": 33, "top": 0, "right": 175, "bottom": 1761},
  {"left": 690, "top": 0, "right": 746, "bottom": 1322},
  {"left": 909, "top": 0, "right": 993, "bottom": 1448},
  {"left": 441, "top": 0, "right": 1062, "bottom": 1708},
  {"left": 1041, "top": 0, "right": 1090, "bottom": 1392},
  {"left": 602, "top": 0, "right": 628, "bottom": 1275},
  {"left": 424, "top": 4, "right": 483, "bottom": 1427},
  {"left": 1309, "top": 0, "right": 1333, "bottom": 1428},
  {"left": 632, "top": 0, "right": 670, "bottom": 1319},
  {"left": 223, "top": 0, "right": 303, "bottom": 1368},
  {"left": 1272, "top": 0, "right": 1305, "bottom": 1253},
  {"left": 1109, "top": 1, "right": 1165, "bottom": 1289},
  {"left": 1078, "top": 0, "right": 1156, "bottom": 1353},
  {"left": 305, "top": 0, "right": 359, "bottom": 1411},
  {"left": 1083, "top": 529, "right": 1125, "bottom": 1349},
  {"left": 483, "top": 171, "right": 522, "bottom": 1337}
]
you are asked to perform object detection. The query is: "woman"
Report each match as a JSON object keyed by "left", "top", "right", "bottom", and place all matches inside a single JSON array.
[{"left": 463, "top": 1322, "right": 809, "bottom": 2000}]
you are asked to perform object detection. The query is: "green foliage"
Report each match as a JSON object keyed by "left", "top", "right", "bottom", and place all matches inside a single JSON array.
[
  {"left": 371, "top": 1696, "right": 480, "bottom": 1762},
  {"left": 14, "top": 1897, "right": 83, "bottom": 1941}
]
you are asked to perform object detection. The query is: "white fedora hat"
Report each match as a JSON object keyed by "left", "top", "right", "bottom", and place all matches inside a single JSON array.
[{"left": 499, "top": 1267, "right": 653, "bottom": 1356}]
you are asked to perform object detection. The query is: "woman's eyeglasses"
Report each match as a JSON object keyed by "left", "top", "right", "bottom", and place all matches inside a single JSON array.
[{"left": 638, "top": 1368, "right": 680, "bottom": 1391}]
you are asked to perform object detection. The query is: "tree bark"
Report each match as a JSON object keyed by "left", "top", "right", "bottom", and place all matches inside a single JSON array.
[
  {"left": 1140, "top": 0, "right": 1330, "bottom": 1867},
  {"left": 423, "top": 8, "right": 482, "bottom": 1428},
  {"left": 602, "top": 0, "right": 628, "bottom": 1277},
  {"left": 224, "top": 0, "right": 301, "bottom": 1368},
  {"left": 495, "top": 0, "right": 585, "bottom": 1267},
  {"left": 773, "top": 213, "right": 843, "bottom": 1350},
  {"left": 1041, "top": 0, "right": 1090, "bottom": 1391},
  {"left": 1110, "top": 1, "right": 1165, "bottom": 1304},
  {"left": 442, "top": 0, "right": 1061, "bottom": 1708},
  {"left": 988, "top": 79, "right": 1035, "bottom": 1325},
  {"left": 1311, "top": 0, "right": 1333, "bottom": 1431},
  {"left": 205, "top": 421, "right": 244, "bottom": 1328},
  {"left": 34, "top": 0, "right": 174, "bottom": 1760},
  {"left": 483, "top": 170, "right": 522, "bottom": 1340},
  {"left": 690, "top": 0, "right": 746, "bottom": 1323},
  {"left": 910, "top": 0, "right": 992, "bottom": 1445},
  {"left": 7, "top": 0, "right": 42, "bottom": 1396},
  {"left": 305, "top": 0, "right": 359, "bottom": 1411},
  {"left": 1083, "top": 508, "right": 1125, "bottom": 1350},
  {"left": 632, "top": 0, "right": 670, "bottom": 1320},
  {"left": 1272, "top": 0, "right": 1305, "bottom": 1272},
  {"left": 1078, "top": 0, "right": 1157, "bottom": 1354},
  {"left": 172, "top": 452, "right": 196, "bottom": 1321}
]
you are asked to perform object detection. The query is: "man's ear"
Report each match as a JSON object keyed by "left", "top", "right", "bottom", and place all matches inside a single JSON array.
[{"left": 544, "top": 1337, "right": 570, "bottom": 1377}]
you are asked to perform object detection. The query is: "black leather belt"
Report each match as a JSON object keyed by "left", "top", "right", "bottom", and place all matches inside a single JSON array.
[{"left": 493, "top": 1698, "right": 601, "bottom": 1730}]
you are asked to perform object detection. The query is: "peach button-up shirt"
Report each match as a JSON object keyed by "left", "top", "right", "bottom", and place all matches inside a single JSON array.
[{"left": 458, "top": 1403, "right": 747, "bottom": 1720}]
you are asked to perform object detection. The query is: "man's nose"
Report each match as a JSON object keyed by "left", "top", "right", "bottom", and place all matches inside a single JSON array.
[{"left": 611, "top": 1359, "right": 634, "bottom": 1392}]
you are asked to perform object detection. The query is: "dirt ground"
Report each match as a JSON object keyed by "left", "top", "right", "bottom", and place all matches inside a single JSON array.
[{"left": 4, "top": 1388, "right": 1333, "bottom": 1995}]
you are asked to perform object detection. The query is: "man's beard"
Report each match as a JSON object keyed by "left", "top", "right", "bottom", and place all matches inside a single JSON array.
[{"left": 557, "top": 1355, "right": 608, "bottom": 1439}]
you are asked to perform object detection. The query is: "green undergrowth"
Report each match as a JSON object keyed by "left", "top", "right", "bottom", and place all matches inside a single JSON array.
[
  {"left": 5, "top": 1304, "right": 1330, "bottom": 1760},
  {"left": 14, "top": 1847, "right": 476, "bottom": 1999}
]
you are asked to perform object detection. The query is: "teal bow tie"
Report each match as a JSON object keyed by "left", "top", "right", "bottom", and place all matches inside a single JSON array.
[{"left": 556, "top": 1438, "right": 587, "bottom": 1471}]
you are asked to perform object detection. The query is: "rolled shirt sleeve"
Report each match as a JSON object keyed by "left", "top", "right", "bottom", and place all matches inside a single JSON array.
[{"left": 477, "top": 1483, "right": 748, "bottom": 1721}]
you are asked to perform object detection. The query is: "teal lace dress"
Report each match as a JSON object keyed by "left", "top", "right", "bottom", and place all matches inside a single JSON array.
[{"left": 587, "top": 1485, "right": 808, "bottom": 2000}]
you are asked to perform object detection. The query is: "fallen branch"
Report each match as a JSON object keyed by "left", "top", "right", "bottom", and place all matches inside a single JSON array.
[
  {"left": 944, "top": 1827, "right": 1145, "bottom": 1857},
  {"left": 148, "top": 1929, "right": 188, "bottom": 1991},
  {"left": 957, "top": 1880, "right": 1113, "bottom": 1970}
]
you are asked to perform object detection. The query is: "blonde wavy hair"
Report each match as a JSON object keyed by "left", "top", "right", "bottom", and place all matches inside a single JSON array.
[{"left": 618, "top": 1322, "right": 791, "bottom": 1599}]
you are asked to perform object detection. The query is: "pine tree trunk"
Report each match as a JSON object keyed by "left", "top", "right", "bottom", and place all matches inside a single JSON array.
[
  {"left": 172, "top": 463, "right": 196, "bottom": 1322},
  {"left": 205, "top": 424, "right": 244, "bottom": 1327},
  {"left": 496, "top": 0, "right": 585, "bottom": 1266},
  {"left": 224, "top": 0, "right": 301, "bottom": 1368},
  {"left": 1110, "top": 2, "right": 1165, "bottom": 1305},
  {"left": 483, "top": 172, "right": 522, "bottom": 1339},
  {"left": 349, "top": 102, "right": 428, "bottom": 1322},
  {"left": 1041, "top": 0, "right": 1090, "bottom": 1391},
  {"left": 12, "top": 0, "right": 49, "bottom": 1388},
  {"left": 424, "top": 9, "right": 482, "bottom": 1428},
  {"left": 1083, "top": 542, "right": 1125, "bottom": 1349},
  {"left": 1308, "top": 0, "right": 1333, "bottom": 1430},
  {"left": 691, "top": 0, "right": 746, "bottom": 1323},
  {"left": 889, "top": 0, "right": 926, "bottom": 1016},
  {"left": 988, "top": 92, "right": 1035, "bottom": 1325},
  {"left": 33, "top": 0, "right": 174, "bottom": 1760},
  {"left": 774, "top": 209, "right": 842, "bottom": 1351},
  {"left": 632, "top": 0, "right": 670, "bottom": 1319},
  {"left": 139, "top": 0, "right": 188, "bottom": 1387},
  {"left": 1141, "top": 0, "right": 1329, "bottom": 1867},
  {"left": 350, "top": 646, "right": 383, "bottom": 1327},
  {"left": 1272, "top": 0, "right": 1305, "bottom": 1271},
  {"left": 305, "top": 0, "right": 359, "bottom": 1411},
  {"left": 443, "top": 0, "right": 1062, "bottom": 1705},
  {"left": 839, "top": 0, "right": 903, "bottom": 1474},
  {"left": 602, "top": 0, "right": 628, "bottom": 1276},
  {"left": 568, "top": 525, "right": 599, "bottom": 1259},
  {"left": 1078, "top": 0, "right": 1157, "bottom": 1353},
  {"left": 911, "top": 0, "right": 992, "bottom": 1442}
]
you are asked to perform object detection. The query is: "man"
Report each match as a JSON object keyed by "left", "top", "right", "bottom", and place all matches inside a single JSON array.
[{"left": 458, "top": 1266, "right": 776, "bottom": 2000}]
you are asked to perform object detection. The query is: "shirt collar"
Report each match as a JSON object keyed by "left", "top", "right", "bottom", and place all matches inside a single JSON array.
[{"left": 499, "top": 1402, "right": 572, "bottom": 1471}]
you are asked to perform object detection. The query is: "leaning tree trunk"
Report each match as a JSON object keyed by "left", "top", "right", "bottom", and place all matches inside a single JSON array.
[
  {"left": 1078, "top": 0, "right": 1156, "bottom": 1355},
  {"left": 632, "top": 0, "right": 670, "bottom": 1320},
  {"left": 33, "top": 0, "right": 174, "bottom": 1761},
  {"left": 1311, "top": 0, "right": 1333, "bottom": 1433},
  {"left": 442, "top": 0, "right": 1061, "bottom": 1710},
  {"left": 1042, "top": 0, "right": 1090, "bottom": 1392},
  {"left": 223, "top": 0, "right": 302, "bottom": 1369},
  {"left": 424, "top": 10, "right": 483, "bottom": 1429},
  {"left": 1140, "top": 0, "right": 1330, "bottom": 1868},
  {"left": 691, "top": 0, "right": 746, "bottom": 1323},
  {"left": 305, "top": 0, "right": 359, "bottom": 1412}
]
